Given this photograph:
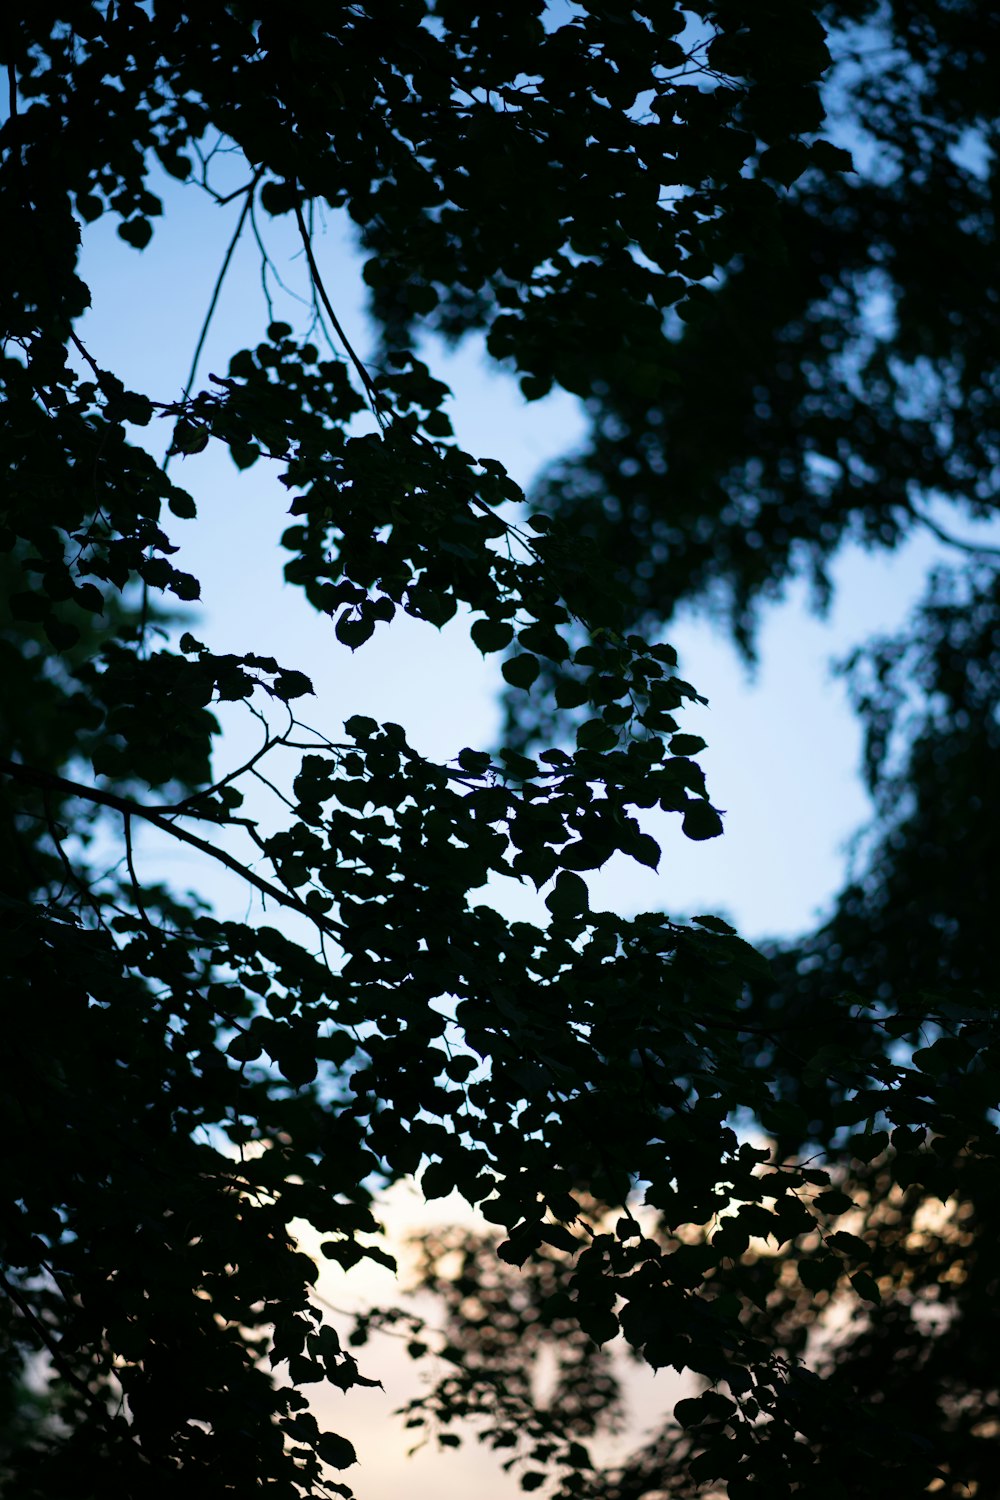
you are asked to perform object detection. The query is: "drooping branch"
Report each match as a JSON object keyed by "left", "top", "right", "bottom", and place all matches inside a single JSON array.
[
  {"left": 0, "top": 756, "right": 345, "bottom": 938},
  {"left": 292, "top": 200, "right": 387, "bottom": 429}
]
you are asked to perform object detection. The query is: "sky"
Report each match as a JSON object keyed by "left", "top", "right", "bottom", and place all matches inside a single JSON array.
[
  {"left": 76, "top": 167, "right": 984, "bottom": 942},
  {"left": 73, "top": 165, "right": 999, "bottom": 1495}
]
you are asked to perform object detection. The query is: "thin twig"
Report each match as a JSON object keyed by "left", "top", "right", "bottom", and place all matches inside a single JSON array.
[
  {"left": 67, "top": 328, "right": 104, "bottom": 382},
  {"left": 250, "top": 764, "right": 298, "bottom": 814},
  {"left": 163, "top": 719, "right": 278, "bottom": 817},
  {"left": 214, "top": 176, "right": 260, "bottom": 208},
  {"left": 292, "top": 200, "right": 386, "bottom": 428},
  {"left": 142, "top": 170, "right": 260, "bottom": 651},
  {"left": 178, "top": 168, "right": 264, "bottom": 409},
  {"left": 123, "top": 810, "right": 155, "bottom": 936},
  {"left": 41, "top": 789, "right": 108, "bottom": 927}
]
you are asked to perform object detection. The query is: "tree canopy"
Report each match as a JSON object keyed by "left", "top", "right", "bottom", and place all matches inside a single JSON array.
[{"left": 1, "top": 4, "right": 998, "bottom": 1499}]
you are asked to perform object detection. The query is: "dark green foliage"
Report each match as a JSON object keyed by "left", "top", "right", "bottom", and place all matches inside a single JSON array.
[{"left": 1, "top": 4, "right": 997, "bottom": 1499}]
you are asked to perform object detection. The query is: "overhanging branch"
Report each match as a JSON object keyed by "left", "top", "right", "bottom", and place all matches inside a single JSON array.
[{"left": 0, "top": 756, "right": 344, "bottom": 938}]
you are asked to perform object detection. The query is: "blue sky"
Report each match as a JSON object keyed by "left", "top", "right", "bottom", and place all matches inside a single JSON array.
[{"left": 76, "top": 167, "right": 988, "bottom": 942}]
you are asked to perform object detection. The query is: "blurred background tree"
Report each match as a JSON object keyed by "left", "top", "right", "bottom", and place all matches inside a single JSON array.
[{"left": 392, "top": 5, "right": 1000, "bottom": 1496}]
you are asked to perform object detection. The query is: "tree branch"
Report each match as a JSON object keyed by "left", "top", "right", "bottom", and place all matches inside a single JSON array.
[
  {"left": 909, "top": 503, "right": 1000, "bottom": 558},
  {"left": 179, "top": 168, "right": 264, "bottom": 407},
  {"left": 0, "top": 757, "right": 344, "bottom": 938},
  {"left": 0, "top": 1271, "right": 116, "bottom": 1425},
  {"left": 292, "top": 200, "right": 386, "bottom": 429},
  {"left": 163, "top": 711, "right": 280, "bottom": 816}
]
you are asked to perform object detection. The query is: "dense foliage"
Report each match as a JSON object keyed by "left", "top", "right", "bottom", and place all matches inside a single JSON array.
[{"left": 1, "top": 4, "right": 997, "bottom": 1499}]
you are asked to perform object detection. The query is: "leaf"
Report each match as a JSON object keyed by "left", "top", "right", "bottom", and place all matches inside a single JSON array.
[
  {"left": 260, "top": 179, "right": 298, "bottom": 215},
  {"left": 912, "top": 1036, "right": 972, "bottom": 1074},
  {"left": 815, "top": 1189, "right": 855, "bottom": 1216},
  {"left": 827, "top": 1231, "right": 872, "bottom": 1261},
  {"left": 320, "top": 1240, "right": 365, "bottom": 1271},
  {"left": 10, "top": 592, "right": 49, "bottom": 622},
  {"left": 458, "top": 747, "right": 492, "bottom": 774},
  {"left": 336, "top": 611, "right": 376, "bottom": 650},
  {"left": 848, "top": 1131, "right": 889, "bottom": 1164},
  {"left": 545, "top": 870, "right": 589, "bottom": 918},
  {"left": 681, "top": 801, "right": 724, "bottom": 841},
  {"left": 274, "top": 670, "right": 314, "bottom": 700},
  {"left": 317, "top": 1432, "right": 357, "bottom": 1470},
  {"left": 811, "top": 139, "right": 855, "bottom": 173},
  {"left": 576, "top": 718, "right": 618, "bottom": 753},
  {"left": 554, "top": 677, "right": 591, "bottom": 708},
  {"left": 171, "top": 421, "right": 209, "bottom": 456},
  {"left": 558, "top": 840, "right": 612, "bottom": 873},
  {"left": 502, "top": 653, "right": 541, "bottom": 690},
  {"left": 577, "top": 1306, "right": 619, "bottom": 1346},
  {"left": 760, "top": 141, "right": 813, "bottom": 187},
  {"left": 76, "top": 192, "right": 103, "bottom": 222},
  {"left": 668, "top": 734, "right": 706, "bottom": 756},
  {"left": 421, "top": 1161, "right": 454, "bottom": 1200},
  {"left": 471, "top": 617, "right": 515, "bottom": 653},
  {"left": 44, "top": 616, "right": 80, "bottom": 650},
  {"left": 227, "top": 1031, "right": 263, "bottom": 1063},
  {"left": 167, "top": 570, "right": 201, "bottom": 601},
  {"left": 497, "top": 1226, "right": 543, "bottom": 1266},
  {"left": 344, "top": 715, "right": 378, "bottom": 740},
  {"left": 117, "top": 217, "right": 153, "bottom": 249},
  {"left": 499, "top": 749, "right": 539, "bottom": 780},
  {"left": 422, "top": 408, "right": 452, "bottom": 437},
  {"left": 229, "top": 439, "right": 261, "bottom": 470},
  {"left": 691, "top": 914, "right": 736, "bottom": 935},
  {"left": 628, "top": 832, "right": 660, "bottom": 869},
  {"left": 850, "top": 1271, "right": 882, "bottom": 1305},
  {"left": 674, "top": 1393, "right": 736, "bottom": 1427},
  {"left": 798, "top": 1256, "right": 841, "bottom": 1293},
  {"left": 539, "top": 1222, "right": 580, "bottom": 1253},
  {"left": 168, "top": 489, "right": 198, "bottom": 519},
  {"left": 512, "top": 845, "right": 558, "bottom": 888}
]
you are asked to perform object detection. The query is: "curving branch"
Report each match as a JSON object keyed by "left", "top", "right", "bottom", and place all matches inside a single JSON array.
[
  {"left": 292, "top": 200, "right": 387, "bottom": 429},
  {"left": 0, "top": 757, "right": 345, "bottom": 939},
  {"left": 909, "top": 502, "right": 1000, "bottom": 558}
]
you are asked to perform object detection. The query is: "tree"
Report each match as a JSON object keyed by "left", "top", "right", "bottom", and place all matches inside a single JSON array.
[
  {"left": 389, "top": 5, "right": 1000, "bottom": 1496},
  {"left": 399, "top": 562, "right": 1000, "bottom": 1500},
  {"left": 0, "top": 5, "right": 996, "bottom": 1500}
]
